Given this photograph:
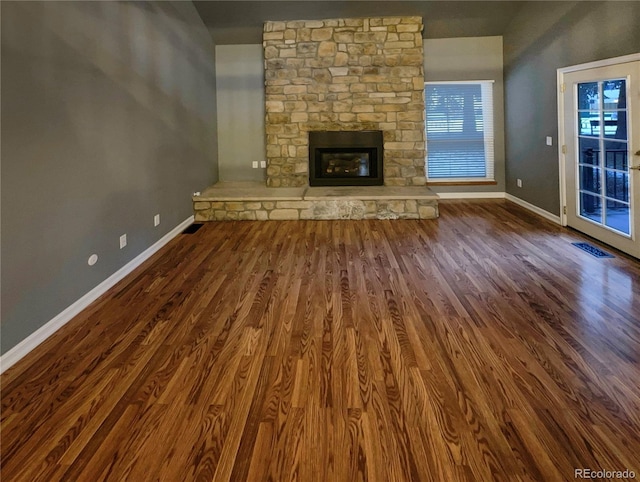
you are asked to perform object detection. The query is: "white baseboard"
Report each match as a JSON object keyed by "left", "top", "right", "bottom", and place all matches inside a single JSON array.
[
  {"left": 431, "top": 191, "right": 562, "bottom": 225},
  {"left": 435, "top": 191, "right": 506, "bottom": 199},
  {"left": 505, "top": 194, "right": 561, "bottom": 224},
  {"left": 0, "top": 216, "right": 194, "bottom": 374}
]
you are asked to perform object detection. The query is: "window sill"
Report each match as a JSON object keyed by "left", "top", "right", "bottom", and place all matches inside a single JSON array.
[{"left": 426, "top": 180, "right": 498, "bottom": 186}]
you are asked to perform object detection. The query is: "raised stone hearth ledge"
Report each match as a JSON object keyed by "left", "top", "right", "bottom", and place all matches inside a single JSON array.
[{"left": 193, "top": 182, "right": 439, "bottom": 221}]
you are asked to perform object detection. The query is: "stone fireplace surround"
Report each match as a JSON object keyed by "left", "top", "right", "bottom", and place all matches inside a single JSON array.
[
  {"left": 264, "top": 16, "right": 426, "bottom": 187},
  {"left": 192, "top": 15, "right": 439, "bottom": 222}
]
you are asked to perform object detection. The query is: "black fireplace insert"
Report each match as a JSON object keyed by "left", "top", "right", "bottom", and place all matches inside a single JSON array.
[{"left": 309, "top": 130, "right": 383, "bottom": 186}]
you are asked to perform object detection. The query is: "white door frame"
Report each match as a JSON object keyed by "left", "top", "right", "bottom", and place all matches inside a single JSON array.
[{"left": 557, "top": 53, "right": 640, "bottom": 226}]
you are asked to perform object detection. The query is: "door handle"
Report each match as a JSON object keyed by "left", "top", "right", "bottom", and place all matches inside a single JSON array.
[{"left": 635, "top": 150, "right": 640, "bottom": 156}]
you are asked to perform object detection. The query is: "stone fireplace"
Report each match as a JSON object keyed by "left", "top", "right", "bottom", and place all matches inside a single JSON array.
[
  {"left": 263, "top": 16, "right": 426, "bottom": 187},
  {"left": 191, "top": 15, "right": 439, "bottom": 223}
]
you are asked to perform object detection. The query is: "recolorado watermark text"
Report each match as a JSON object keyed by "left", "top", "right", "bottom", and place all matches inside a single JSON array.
[{"left": 575, "top": 468, "right": 636, "bottom": 479}]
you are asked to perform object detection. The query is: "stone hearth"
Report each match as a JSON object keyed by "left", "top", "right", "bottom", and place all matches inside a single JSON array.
[
  {"left": 264, "top": 16, "right": 426, "bottom": 187},
  {"left": 193, "top": 182, "right": 438, "bottom": 221}
]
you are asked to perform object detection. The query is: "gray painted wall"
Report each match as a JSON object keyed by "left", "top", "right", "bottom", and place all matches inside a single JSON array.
[
  {"left": 1, "top": 1, "right": 218, "bottom": 355},
  {"left": 503, "top": 1, "right": 640, "bottom": 215},
  {"left": 216, "top": 44, "right": 266, "bottom": 182},
  {"left": 423, "top": 37, "right": 505, "bottom": 194}
]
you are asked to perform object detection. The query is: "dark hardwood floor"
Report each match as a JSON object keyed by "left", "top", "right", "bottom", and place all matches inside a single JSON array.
[{"left": 2, "top": 200, "right": 640, "bottom": 481}]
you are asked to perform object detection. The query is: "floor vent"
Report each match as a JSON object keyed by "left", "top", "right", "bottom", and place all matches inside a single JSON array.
[
  {"left": 572, "top": 242, "right": 614, "bottom": 258},
  {"left": 182, "top": 223, "right": 204, "bottom": 234}
]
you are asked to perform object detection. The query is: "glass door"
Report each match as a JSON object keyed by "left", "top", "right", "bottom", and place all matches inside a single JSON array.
[{"left": 564, "top": 61, "right": 640, "bottom": 258}]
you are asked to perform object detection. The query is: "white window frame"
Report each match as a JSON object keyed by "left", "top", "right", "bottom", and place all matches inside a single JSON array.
[{"left": 424, "top": 80, "right": 495, "bottom": 182}]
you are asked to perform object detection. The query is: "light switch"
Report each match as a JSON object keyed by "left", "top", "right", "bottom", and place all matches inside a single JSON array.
[{"left": 546, "top": 136, "right": 553, "bottom": 146}]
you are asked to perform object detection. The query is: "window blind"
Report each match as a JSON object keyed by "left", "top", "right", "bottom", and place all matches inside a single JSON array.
[{"left": 425, "top": 82, "right": 495, "bottom": 180}]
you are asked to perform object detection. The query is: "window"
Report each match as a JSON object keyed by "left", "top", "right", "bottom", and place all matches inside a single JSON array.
[{"left": 425, "top": 81, "right": 495, "bottom": 181}]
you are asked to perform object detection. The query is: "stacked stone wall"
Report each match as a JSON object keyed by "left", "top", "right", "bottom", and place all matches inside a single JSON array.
[{"left": 263, "top": 16, "right": 426, "bottom": 187}]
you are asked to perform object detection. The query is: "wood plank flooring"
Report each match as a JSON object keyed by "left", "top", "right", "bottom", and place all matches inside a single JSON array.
[{"left": 2, "top": 200, "right": 640, "bottom": 481}]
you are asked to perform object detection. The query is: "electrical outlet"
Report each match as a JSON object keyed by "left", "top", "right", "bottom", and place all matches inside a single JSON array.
[
  {"left": 260, "top": 161, "right": 266, "bottom": 168},
  {"left": 154, "top": 214, "right": 160, "bottom": 227},
  {"left": 517, "top": 179, "right": 522, "bottom": 188},
  {"left": 120, "top": 234, "right": 127, "bottom": 249},
  {"left": 252, "top": 161, "right": 259, "bottom": 168},
  {"left": 546, "top": 136, "right": 553, "bottom": 146}
]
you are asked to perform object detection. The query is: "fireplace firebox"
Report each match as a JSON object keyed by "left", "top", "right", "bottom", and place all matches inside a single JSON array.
[{"left": 309, "top": 131, "right": 383, "bottom": 186}]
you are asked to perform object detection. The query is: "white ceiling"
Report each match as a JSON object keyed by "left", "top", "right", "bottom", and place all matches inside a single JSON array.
[{"left": 193, "top": 1, "right": 529, "bottom": 44}]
